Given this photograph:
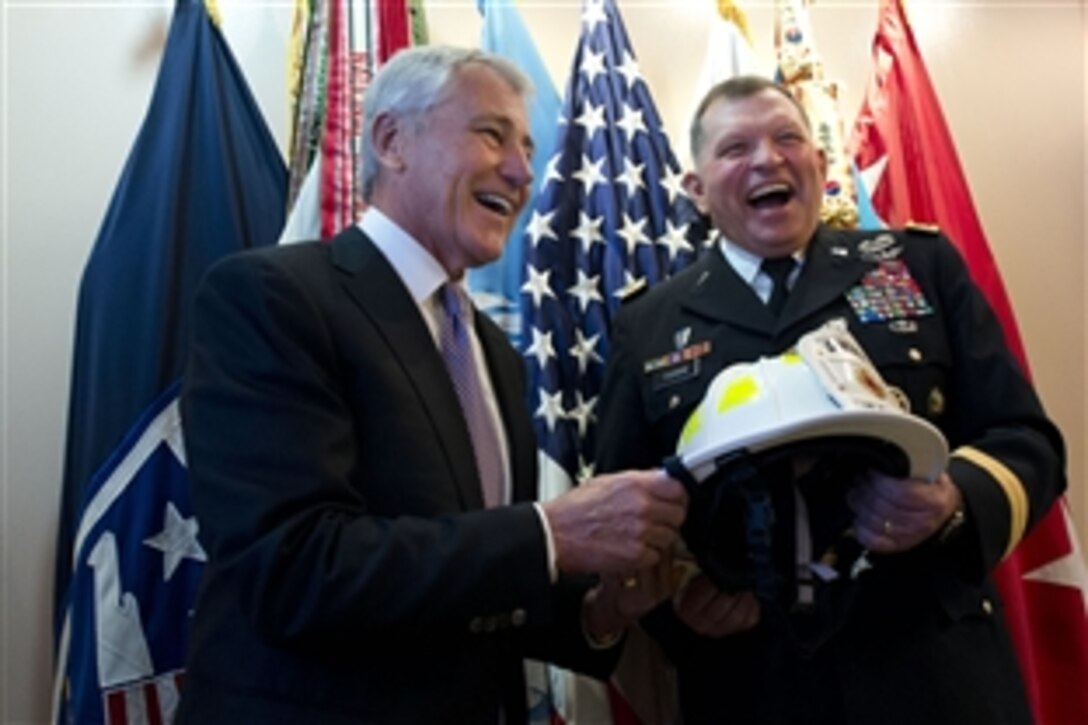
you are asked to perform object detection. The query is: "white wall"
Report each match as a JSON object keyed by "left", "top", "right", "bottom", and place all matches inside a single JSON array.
[{"left": 1, "top": 1, "right": 1084, "bottom": 723}]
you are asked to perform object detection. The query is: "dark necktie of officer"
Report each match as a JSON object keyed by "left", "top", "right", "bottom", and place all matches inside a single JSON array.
[
  {"left": 437, "top": 283, "right": 504, "bottom": 508},
  {"left": 761, "top": 256, "right": 797, "bottom": 318}
]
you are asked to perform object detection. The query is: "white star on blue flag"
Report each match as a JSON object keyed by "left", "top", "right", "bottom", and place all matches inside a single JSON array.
[{"left": 519, "top": 0, "right": 709, "bottom": 488}]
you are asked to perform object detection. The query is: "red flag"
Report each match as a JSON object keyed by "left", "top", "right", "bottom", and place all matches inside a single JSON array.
[
  {"left": 849, "top": 2, "right": 1088, "bottom": 722},
  {"left": 377, "top": 0, "right": 410, "bottom": 65},
  {"left": 282, "top": 1, "right": 421, "bottom": 243},
  {"left": 319, "top": 0, "right": 354, "bottom": 237}
]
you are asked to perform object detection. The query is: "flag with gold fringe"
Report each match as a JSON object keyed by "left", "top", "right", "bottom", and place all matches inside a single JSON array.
[{"left": 773, "top": 0, "right": 861, "bottom": 229}]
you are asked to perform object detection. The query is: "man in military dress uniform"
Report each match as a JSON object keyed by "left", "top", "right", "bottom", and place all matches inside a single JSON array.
[{"left": 595, "top": 75, "right": 1066, "bottom": 724}]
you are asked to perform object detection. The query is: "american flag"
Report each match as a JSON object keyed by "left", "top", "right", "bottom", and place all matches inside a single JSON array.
[{"left": 519, "top": 0, "right": 710, "bottom": 501}]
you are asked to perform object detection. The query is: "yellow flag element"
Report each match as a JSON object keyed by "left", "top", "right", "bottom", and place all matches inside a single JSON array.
[
  {"left": 774, "top": 0, "right": 859, "bottom": 229},
  {"left": 203, "top": 0, "right": 222, "bottom": 29},
  {"left": 717, "top": 0, "right": 753, "bottom": 47},
  {"left": 286, "top": 0, "right": 310, "bottom": 162}
]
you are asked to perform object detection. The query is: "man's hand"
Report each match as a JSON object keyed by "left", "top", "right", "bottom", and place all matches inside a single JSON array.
[
  {"left": 672, "top": 575, "right": 760, "bottom": 638},
  {"left": 542, "top": 469, "right": 688, "bottom": 575},
  {"left": 583, "top": 553, "right": 678, "bottom": 643},
  {"left": 848, "top": 470, "right": 963, "bottom": 553}
]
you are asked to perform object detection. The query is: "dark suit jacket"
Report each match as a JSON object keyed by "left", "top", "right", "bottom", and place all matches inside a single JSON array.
[
  {"left": 178, "top": 227, "right": 614, "bottom": 724},
  {"left": 596, "top": 226, "right": 1066, "bottom": 725}
]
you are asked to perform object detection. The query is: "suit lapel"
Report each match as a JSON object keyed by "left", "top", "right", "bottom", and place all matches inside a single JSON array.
[
  {"left": 329, "top": 227, "right": 484, "bottom": 510},
  {"left": 474, "top": 313, "right": 534, "bottom": 502},
  {"left": 680, "top": 248, "right": 776, "bottom": 334},
  {"left": 780, "top": 227, "right": 872, "bottom": 331}
]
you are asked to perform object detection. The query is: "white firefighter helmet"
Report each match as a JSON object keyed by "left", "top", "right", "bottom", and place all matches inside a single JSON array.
[{"left": 675, "top": 318, "right": 948, "bottom": 484}]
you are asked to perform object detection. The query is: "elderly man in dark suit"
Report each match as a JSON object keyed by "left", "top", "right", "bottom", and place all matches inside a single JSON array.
[
  {"left": 177, "top": 45, "right": 687, "bottom": 724},
  {"left": 595, "top": 75, "right": 1066, "bottom": 724}
]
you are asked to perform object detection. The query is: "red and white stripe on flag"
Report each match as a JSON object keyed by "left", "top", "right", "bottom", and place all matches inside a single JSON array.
[{"left": 103, "top": 670, "right": 185, "bottom": 725}]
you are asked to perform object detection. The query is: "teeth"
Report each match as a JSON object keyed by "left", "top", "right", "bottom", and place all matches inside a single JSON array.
[
  {"left": 748, "top": 183, "right": 790, "bottom": 202},
  {"left": 477, "top": 192, "right": 514, "bottom": 215}
]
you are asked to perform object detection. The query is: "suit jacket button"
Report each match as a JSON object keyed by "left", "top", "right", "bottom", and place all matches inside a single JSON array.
[
  {"left": 483, "top": 616, "right": 498, "bottom": 633},
  {"left": 981, "top": 598, "right": 994, "bottom": 616},
  {"left": 511, "top": 608, "right": 527, "bottom": 627},
  {"left": 469, "top": 617, "right": 484, "bottom": 634}
]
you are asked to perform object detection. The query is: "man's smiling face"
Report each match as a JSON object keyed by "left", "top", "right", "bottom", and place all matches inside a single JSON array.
[
  {"left": 394, "top": 62, "right": 534, "bottom": 280},
  {"left": 684, "top": 88, "right": 827, "bottom": 258}
]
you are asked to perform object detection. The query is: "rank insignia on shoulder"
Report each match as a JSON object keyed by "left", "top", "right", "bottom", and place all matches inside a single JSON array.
[
  {"left": 905, "top": 221, "right": 940, "bottom": 235},
  {"left": 617, "top": 277, "right": 648, "bottom": 303},
  {"left": 846, "top": 260, "right": 934, "bottom": 324}
]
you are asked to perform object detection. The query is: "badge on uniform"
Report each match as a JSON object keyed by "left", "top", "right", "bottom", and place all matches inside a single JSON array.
[
  {"left": 857, "top": 233, "right": 902, "bottom": 262},
  {"left": 644, "top": 336, "right": 712, "bottom": 391},
  {"left": 846, "top": 259, "right": 934, "bottom": 325}
]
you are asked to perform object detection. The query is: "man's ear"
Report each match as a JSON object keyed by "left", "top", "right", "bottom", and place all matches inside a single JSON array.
[
  {"left": 683, "top": 171, "right": 708, "bottom": 214},
  {"left": 371, "top": 111, "right": 407, "bottom": 173}
]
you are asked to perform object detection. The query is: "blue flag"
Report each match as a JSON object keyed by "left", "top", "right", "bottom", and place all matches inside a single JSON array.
[
  {"left": 468, "top": 0, "right": 562, "bottom": 345},
  {"left": 852, "top": 162, "right": 885, "bottom": 228},
  {"left": 52, "top": 1, "right": 286, "bottom": 721},
  {"left": 520, "top": 0, "right": 708, "bottom": 497}
]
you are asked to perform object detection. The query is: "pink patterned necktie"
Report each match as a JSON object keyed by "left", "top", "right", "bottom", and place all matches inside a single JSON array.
[{"left": 437, "top": 283, "right": 504, "bottom": 508}]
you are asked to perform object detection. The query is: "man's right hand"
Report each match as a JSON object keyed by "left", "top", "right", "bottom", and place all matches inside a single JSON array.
[
  {"left": 541, "top": 469, "right": 688, "bottom": 575},
  {"left": 673, "top": 576, "right": 761, "bottom": 638}
]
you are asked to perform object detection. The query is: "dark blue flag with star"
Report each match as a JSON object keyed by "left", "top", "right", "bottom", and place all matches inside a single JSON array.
[
  {"left": 519, "top": 0, "right": 709, "bottom": 501},
  {"left": 51, "top": 1, "right": 286, "bottom": 722}
]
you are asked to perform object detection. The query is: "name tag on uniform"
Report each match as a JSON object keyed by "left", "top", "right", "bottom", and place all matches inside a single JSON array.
[{"left": 644, "top": 341, "right": 711, "bottom": 391}]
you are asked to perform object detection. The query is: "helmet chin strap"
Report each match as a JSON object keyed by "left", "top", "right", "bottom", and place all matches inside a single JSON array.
[{"left": 664, "top": 435, "right": 909, "bottom": 620}]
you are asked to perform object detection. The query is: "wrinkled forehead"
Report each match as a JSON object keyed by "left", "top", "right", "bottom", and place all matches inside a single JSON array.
[
  {"left": 701, "top": 89, "right": 809, "bottom": 136},
  {"left": 436, "top": 63, "right": 530, "bottom": 120}
]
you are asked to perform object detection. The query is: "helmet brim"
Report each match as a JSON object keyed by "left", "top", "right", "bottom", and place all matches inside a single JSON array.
[{"left": 678, "top": 407, "right": 948, "bottom": 485}]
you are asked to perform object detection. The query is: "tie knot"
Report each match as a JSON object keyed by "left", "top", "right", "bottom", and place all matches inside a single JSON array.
[
  {"left": 439, "top": 283, "right": 466, "bottom": 325},
  {"left": 760, "top": 256, "right": 796, "bottom": 286}
]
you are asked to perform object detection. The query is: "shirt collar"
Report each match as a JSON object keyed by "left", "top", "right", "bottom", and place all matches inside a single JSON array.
[
  {"left": 716, "top": 234, "right": 807, "bottom": 284},
  {"left": 359, "top": 207, "right": 450, "bottom": 304}
]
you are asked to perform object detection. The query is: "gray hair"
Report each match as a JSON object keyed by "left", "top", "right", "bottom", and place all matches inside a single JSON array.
[
  {"left": 689, "top": 75, "right": 812, "bottom": 160},
  {"left": 360, "top": 45, "right": 532, "bottom": 201}
]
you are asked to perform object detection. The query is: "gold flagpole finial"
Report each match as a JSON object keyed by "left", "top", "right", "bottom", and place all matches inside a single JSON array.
[{"left": 717, "top": 0, "right": 753, "bottom": 47}]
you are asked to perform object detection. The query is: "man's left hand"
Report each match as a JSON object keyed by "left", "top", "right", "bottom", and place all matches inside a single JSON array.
[
  {"left": 848, "top": 470, "right": 964, "bottom": 553},
  {"left": 582, "top": 552, "right": 677, "bottom": 644}
]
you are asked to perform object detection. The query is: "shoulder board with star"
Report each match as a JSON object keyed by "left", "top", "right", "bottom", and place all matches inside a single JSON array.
[
  {"left": 905, "top": 221, "right": 941, "bottom": 236},
  {"left": 617, "top": 277, "right": 649, "bottom": 304}
]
